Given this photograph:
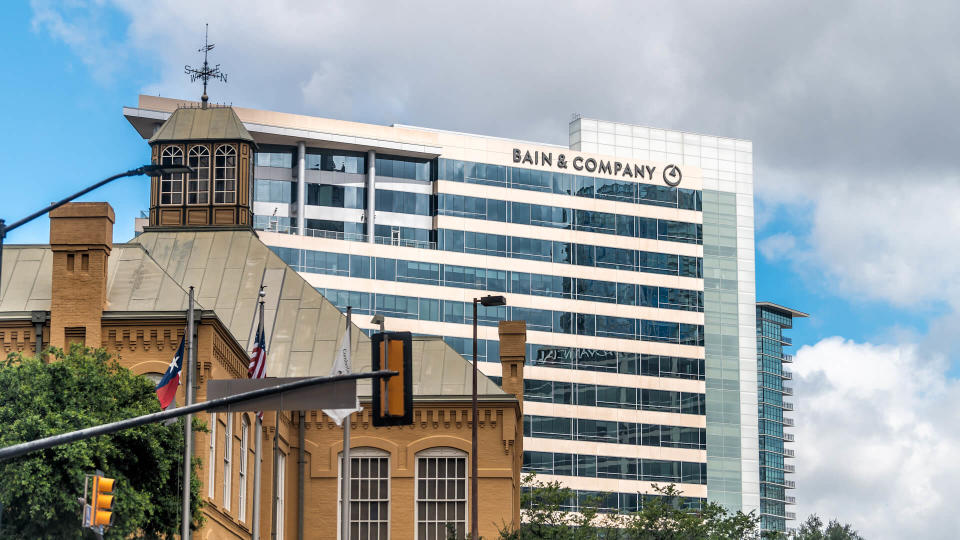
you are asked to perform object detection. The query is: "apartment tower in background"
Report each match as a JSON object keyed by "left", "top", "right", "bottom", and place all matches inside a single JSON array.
[{"left": 755, "top": 302, "right": 807, "bottom": 533}]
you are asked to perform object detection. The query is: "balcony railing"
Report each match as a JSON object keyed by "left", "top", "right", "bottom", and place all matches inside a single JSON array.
[
  {"left": 782, "top": 385, "right": 794, "bottom": 395},
  {"left": 785, "top": 480, "right": 796, "bottom": 489},
  {"left": 783, "top": 417, "right": 795, "bottom": 427},
  {"left": 784, "top": 448, "right": 796, "bottom": 458},
  {"left": 303, "top": 228, "right": 369, "bottom": 243},
  {"left": 782, "top": 353, "right": 794, "bottom": 363},
  {"left": 781, "top": 336, "right": 793, "bottom": 346},
  {"left": 782, "top": 401, "right": 794, "bottom": 411},
  {"left": 373, "top": 235, "right": 438, "bottom": 250},
  {"left": 783, "top": 433, "right": 795, "bottom": 442},
  {"left": 782, "top": 370, "right": 793, "bottom": 380},
  {"left": 786, "top": 511, "right": 796, "bottom": 520},
  {"left": 786, "top": 496, "right": 796, "bottom": 505},
  {"left": 784, "top": 464, "right": 796, "bottom": 473}
]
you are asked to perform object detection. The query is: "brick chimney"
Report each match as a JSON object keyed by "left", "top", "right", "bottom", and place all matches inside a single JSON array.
[
  {"left": 498, "top": 320, "right": 526, "bottom": 404},
  {"left": 498, "top": 320, "right": 526, "bottom": 529},
  {"left": 49, "top": 203, "right": 114, "bottom": 349}
]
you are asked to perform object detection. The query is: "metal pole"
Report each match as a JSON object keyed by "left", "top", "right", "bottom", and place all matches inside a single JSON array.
[
  {"left": 252, "top": 416, "right": 262, "bottom": 540},
  {"left": 341, "top": 307, "right": 352, "bottom": 540},
  {"left": 182, "top": 287, "right": 195, "bottom": 540},
  {"left": 253, "top": 297, "right": 265, "bottom": 540},
  {"left": 271, "top": 409, "right": 279, "bottom": 540},
  {"left": 471, "top": 299, "right": 479, "bottom": 540},
  {"left": 0, "top": 370, "right": 396, "bottom": 462},
  {"left": 0, "top": 220, "right": 5, "bottom": 297},
  {"left": 297, "top": 411, "right": 305, "bottom": 540}
]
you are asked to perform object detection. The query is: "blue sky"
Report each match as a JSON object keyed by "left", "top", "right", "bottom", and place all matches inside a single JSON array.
[{"left": 7, "top": 2, "right": 960, "bottom": 537}]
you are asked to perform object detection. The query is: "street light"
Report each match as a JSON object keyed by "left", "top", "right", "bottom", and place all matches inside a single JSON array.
[
  {"left": 0, "top": 164, "right": 194, "bottom": 290},
  {"left": 472, "top": 294, "right": 506, "bottom": 540}
]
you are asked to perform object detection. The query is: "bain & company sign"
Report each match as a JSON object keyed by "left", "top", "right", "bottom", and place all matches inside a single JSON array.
[{"left": 512, "top": 148, "right": 682, "bottom": 187}]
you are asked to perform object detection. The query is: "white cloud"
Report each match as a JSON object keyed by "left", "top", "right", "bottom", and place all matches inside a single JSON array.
[
  {"left": 757, "top": 232, "right": 797, "bottom": 262},
  {"left": 793, "top": 337, "right": 960, "bottom": 539},
  {"left": 762, "top": 179, "right": 960, "bottom": 310}
]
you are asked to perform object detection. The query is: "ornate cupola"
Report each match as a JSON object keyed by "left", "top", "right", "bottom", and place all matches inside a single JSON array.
[
  {"left": 147, "top": 106, "right": 255, "bottom": 228},
  {"left": 145, "top": 25, "right": 255, "bottom": 229}
]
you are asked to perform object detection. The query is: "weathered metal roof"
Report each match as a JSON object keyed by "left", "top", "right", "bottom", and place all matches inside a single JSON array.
[
  {"left": 0, "top": 230, "right": 507, "bottom": 399},
  {"left": 148, "top": 106, "right": 255, "bottom": 145}
]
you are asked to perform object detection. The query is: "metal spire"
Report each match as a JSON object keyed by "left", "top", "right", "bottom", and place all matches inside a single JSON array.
[{"left": 184, "top": 24, "right": 227, "bottom": 109}]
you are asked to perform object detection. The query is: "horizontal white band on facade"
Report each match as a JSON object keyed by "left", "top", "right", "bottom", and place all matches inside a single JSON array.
[
  {"left": 436, "top": 215, "right": 703, "bottom": 258},
  {"left": 260, "top": 232, "right": 703, "bottom": 290},
  {"left": 523, "top": 437, "right": 705, "bottom": 463},
  {"left": 302, "top": 205, "right": 363, "bottom": 223},
  {"left": 436, "top": 180, "right": 702, "bottom": 224},
  {"left": 535, "top": 474, "right": 707, "bottom": 499},
  {"left": 348, "top": 318, "right": 703, "bottom": 358},
  {"left": 253, "top": 202, "right": 291, "bottom": 218},
  {"left": 501, "top": 364, "right": 705, "bottom": 394},
  {"left": 523, "top": 402, "right": 706, "bottom": 428},
  {"left": 299, "top": 273, "right": 703, "bottom": 325}
]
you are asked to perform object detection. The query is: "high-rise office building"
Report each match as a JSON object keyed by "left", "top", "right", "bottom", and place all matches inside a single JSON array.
[
  {"left": 756, "top": 302, "right": 807, "bottom": 533},
  {"left": 125, "top": 97, "right": 759, "bottom": 514}
]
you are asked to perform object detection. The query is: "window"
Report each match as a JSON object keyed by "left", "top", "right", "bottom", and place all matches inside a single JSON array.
[
  {"left": 160, "top": 146, "right": 184, "bottom": 204},
  {"left": 239, "top": 415, "right": 249, "bottom": 522},
  {"left": 339, "top": 447, "right": 390, "bottom": 540},
  {"left": 416, "top": 447, "right": 467, "bottom": 540},
  {"left": 187, "top": 145, "right": 210, "bottom": 204},
  {"left": 214, "top": 144, "right": 237, "bottom": 204},
  {"left": 223, "top": 413, "right": 233, "bottom": 511},
  {"left": 208, "top": 413, "right": 217, "bottom": 499},
  {"left": 277, "top": 450, "right": 286, "bottom": 539}
]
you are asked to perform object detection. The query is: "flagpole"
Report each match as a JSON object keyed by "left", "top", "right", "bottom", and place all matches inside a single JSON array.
[
  {"left": 252, "top": 290, "right": 265, "bottom": 540},
  {"left": 182, "top": 286, "right": 195, "bottom": 540},
  {"left": 271, "top": 407, "right": 279, "bottom": 540},
  {"left": 341, "top": 307, "right": 352, "bottom": 540}
]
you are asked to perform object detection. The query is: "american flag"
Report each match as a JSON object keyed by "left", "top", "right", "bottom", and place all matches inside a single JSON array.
[
  {"left": 248, "top": 320, "right": 267, "bottom": 380},
  {"left": 248, "top": 314, "right": 266, "bottom": 419}
]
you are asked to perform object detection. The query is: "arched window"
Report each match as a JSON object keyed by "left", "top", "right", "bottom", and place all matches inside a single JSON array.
[
  {"left": 214, "top": 144, "right": 237, "bottom": 204},
  {"left": 238, "top": 415, "right": 250, "bottom": 522},
  {"left": 339, "top": 447, "right": 390, "bottom": 539},
  {"left": 187, "top": 145, "right": 210, "bottom": 204},
  {"left": 160, "top": 146, "right": 184, "bottom": 205},
  {"left": 416, "top": 447, "right": 467, "bottom": 540}
]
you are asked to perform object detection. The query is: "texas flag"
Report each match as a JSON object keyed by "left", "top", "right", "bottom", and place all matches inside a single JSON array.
[{"left": 155, "top": 338, "right": 185, "bottom": 410}]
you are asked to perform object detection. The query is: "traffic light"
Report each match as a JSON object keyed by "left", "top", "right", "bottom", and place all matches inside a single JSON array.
[
  {"left": 92, "top": 474, "right": 115, "bottom": 527},
  {"left": 371, "top": 331, "right": 413, "bottom": 426}
]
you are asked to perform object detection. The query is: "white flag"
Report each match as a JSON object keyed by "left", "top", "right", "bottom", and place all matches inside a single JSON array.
[{"left": 322, "top": 332, "right": 362, "bottom": 426}]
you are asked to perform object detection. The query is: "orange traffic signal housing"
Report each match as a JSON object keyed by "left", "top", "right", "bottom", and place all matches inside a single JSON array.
[
  {"left": 92, "top": 475, "right": 115, "bottom": 527},
  {"left": 371, "top": 331, "right": 413, "bottom": 426}
]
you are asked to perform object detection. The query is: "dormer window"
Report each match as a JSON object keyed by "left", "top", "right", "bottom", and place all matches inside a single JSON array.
[
  {"left": 160, "top": 146, "right": 184, "bottom": 205},
  {"left": 187, "top": 145, "right": 211, "bottom": 204},
  {"left": 214, "top": 144, "right": 237, "bottom": 204}
]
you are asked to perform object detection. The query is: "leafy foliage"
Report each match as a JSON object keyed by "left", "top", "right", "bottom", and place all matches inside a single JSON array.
[
  {"left": 792, "top": 514, "right": 864, "bottom": 540},
  {"left": 498, "top": 474, "right": 763, "bottom": 539},
  {"left": 0, "top": 345, "right": 203, "bottom": 539}
]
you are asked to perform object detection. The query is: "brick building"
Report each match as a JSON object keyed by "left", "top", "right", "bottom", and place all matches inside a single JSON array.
[{"left": 0, "top": 104, "right": 524, "bottom": 539}]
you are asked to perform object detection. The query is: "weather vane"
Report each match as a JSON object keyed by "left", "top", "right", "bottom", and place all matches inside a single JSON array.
[{"left": 184, "top": 24, "right": 227, "bottom": 108}]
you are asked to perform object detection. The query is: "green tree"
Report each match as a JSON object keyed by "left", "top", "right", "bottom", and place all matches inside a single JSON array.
[
  {"left": 0, "top": 345, "right": 203, "bottom": 539},
  {"left": 792, "top": 514, "right": 864, "bottom": 540},
  {"left": 499, "top": 475, "right": 762, "bottom": 539}
]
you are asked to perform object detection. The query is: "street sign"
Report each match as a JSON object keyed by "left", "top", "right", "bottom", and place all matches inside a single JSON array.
[{"left": 206, "top": 377, "right": 356, "bottom": 412}]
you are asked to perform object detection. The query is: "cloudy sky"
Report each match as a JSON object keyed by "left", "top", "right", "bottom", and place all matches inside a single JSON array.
[{"left": 4, "top": 1, "right": 960, "bottom": 537}]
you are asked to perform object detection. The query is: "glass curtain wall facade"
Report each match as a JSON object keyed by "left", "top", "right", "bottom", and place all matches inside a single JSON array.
[
  {"left": 143, "top": 103, "right": 759, "bottom": 516},
  {"left": 570, "top": 117, "right": 760, "bottom": 515},
  {"left": 756, "top": 302, "right": 806, "bottom": 533}
]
